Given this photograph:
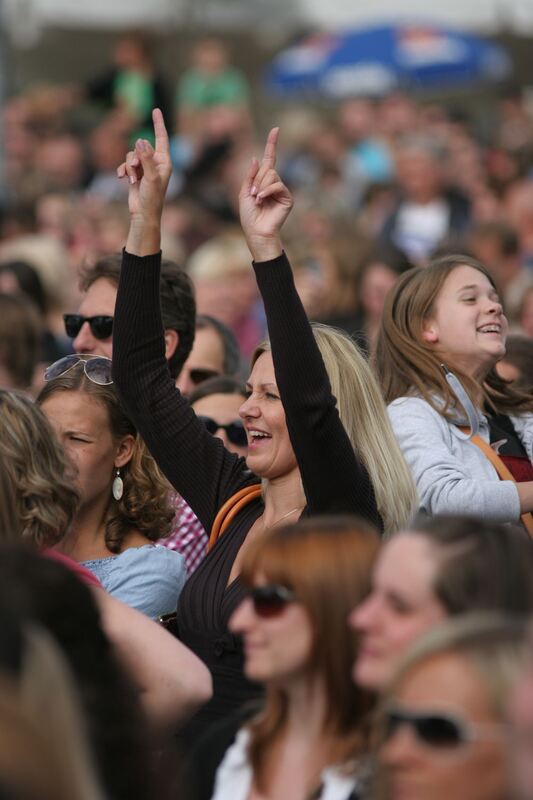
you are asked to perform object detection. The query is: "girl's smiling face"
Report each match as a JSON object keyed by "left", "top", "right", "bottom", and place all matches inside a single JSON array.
[{"left": 422, "top": 265, "right": 508, "bottom": 380}]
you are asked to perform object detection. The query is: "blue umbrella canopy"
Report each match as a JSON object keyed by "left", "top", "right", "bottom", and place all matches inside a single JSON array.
[{"left": 265, "top": 24, "right": 512, "bottom": 98}]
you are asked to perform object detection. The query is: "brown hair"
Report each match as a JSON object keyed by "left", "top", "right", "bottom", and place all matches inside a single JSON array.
[
  {"left": 240, "top": 516, "right": 381, "bottom": 792},
  {"left": 0, "top": 390, "right": 79, "bottom": 548},
  {"left": 37, "top": 366, "right": 174, "bottom": 553},
  {"left": 407, "top": 515, "right": 533, "bottom": 616},
  {"left": 0, "top": 293, "right": 41, "bottom": 389},
  {"left": 374, "top": 253, "right": 533, "bottom": 417}
]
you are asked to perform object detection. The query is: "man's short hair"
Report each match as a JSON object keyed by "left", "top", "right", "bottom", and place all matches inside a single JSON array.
[{"left": 79, "top": 253, "right": 196, "bottom": 379}]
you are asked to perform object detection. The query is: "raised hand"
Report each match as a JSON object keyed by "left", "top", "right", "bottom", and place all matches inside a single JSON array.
[
  {"left": 239, "top": 127, "right": 293, "bottom": 262},
  {"left": 117, "top": 108, "right": 172, "bottom": 255}
]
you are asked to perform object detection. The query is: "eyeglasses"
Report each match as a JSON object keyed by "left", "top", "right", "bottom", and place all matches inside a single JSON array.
[
  {"left": 248, "top": 584, "right": 298, "bottom": 618},
  {"left": 44, "top": 355, "right": 113, "bottom": 386},
  {"left": 63, "top": 314, "right": 114, "bottom": 340},
  {"left": 189, "top": 368, "right": 220, "bottom": 387},
  {"left": 198, "top": 415, "right": 247, "bottom": 447},
  {"left": 383, "top": 707, "right": 504, "bottom": 750}
]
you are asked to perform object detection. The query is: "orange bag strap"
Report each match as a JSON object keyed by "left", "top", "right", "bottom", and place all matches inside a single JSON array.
[
  {"left": 208, "top": 484, "right": 262, "bottom": 552},
  {"left": 459, "top": 428, "right": 533, "bottom": 538}
]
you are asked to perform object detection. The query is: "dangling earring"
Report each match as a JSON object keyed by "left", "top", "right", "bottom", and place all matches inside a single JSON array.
[{"left": 112, "top": 469, "right": 123, "bottom": 501}]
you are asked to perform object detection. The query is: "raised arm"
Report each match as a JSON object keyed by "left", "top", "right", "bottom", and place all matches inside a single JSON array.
[
  {"left": 112, "top": 110, "right": 254, "bottom": 530},
  {"left": 238, "top": 132, "right": 380, "bottom": 526}
]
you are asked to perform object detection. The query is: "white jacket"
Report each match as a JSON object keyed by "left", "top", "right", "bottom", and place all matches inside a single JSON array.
[{"left": 388, "top": 396, "right": 533, "bottom": 521}]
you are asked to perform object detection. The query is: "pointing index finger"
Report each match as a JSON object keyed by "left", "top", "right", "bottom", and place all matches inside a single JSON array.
[
  {"left": 152, "top": 108, "right": 169, "bottom": 154},
  {"left": 262, "top": 127, "right": 279, "bottom": 169}
]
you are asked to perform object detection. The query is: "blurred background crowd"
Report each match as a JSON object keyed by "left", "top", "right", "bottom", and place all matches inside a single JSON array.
[{"left": 1, "top": 3, "right": 533, "bottom": 799}]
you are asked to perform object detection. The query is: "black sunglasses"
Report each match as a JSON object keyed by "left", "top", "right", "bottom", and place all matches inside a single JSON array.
[
  {"left": 189, "top": 368, "right": 220, "bottom": 386},
  {"left": 44, "top": 354, "right": 113, "bottom": 386},
  {"left": 383, "top": 707, "right": 503, "bottom": 749},
  {"left": 198, "top": 415, "right": 247, "bottom": 447},
  {"left": 63, "top": 314, "right": 114, "bottom": 340},
  {"left": 248, "top": 584, "right": 298, "bottom": 618}
]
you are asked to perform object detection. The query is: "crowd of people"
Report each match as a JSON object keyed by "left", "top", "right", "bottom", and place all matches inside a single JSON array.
[{"left": 0, "top": 27, "right": 533, "bottom": 800}]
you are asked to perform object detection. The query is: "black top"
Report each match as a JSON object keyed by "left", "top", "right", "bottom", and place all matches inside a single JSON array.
[{"left": 113, "top": 249, "right": 381, "bottom": 739}]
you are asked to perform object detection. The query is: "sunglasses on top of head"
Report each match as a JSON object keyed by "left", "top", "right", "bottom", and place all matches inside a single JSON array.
[
  {"left": 197, "top": 415, "right": 247, "bottom": 447},
  {"left": 63, "top": 314, "right": 114, "bottom": 341},
  {"left": 383, "top": 707, "right": 505, "bottom": 750},
  {"left": 247, "top": 584, "right": 298, "bottom": 618},
  {"left": 44, "top": 354, "right": 113, "bottom": 386}
]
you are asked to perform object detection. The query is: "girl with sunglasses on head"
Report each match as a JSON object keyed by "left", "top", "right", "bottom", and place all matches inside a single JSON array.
[
  {"left": 199, "top": 516, "right": 380, "bottom": 800},
  {"left": 374, "top": 614, "right": 528, "bottom": 800},
  {"left": 374, "top": 253, "right": 533, "bottom": 525},
  {"left": 0, "top": 386, "right": 212, "bottom": 733},
  {"left": 112, "top": 110, "right": 417, "bottom": 739},
  {"left": 37, "top": 355, "right": 187, "bottom": 620}
]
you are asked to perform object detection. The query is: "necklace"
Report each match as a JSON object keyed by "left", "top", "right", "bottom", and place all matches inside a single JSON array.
[{"left": 264, "top": 506, "right": 304, "bottom": 529}]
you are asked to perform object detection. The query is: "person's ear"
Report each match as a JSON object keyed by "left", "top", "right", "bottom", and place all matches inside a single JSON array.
[
  {"left": 164, "top": 329, "right": 179, "bottom": 361},
  {"left": 421, "top": 318, "right": 439, "bottom": 344},
  {"left": 114, "top": 434, "right": 135, "bottom": 469}
]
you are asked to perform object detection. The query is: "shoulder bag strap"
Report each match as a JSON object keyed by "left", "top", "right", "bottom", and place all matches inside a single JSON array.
[
  {"left": 459, "top": 427, "right": 533, "bottom": 537},
  {"left": 208, "top": 485, "right": 263, "bottom": 552}
]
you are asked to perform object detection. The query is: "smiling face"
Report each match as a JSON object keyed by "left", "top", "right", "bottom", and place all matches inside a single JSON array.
[
  {"left": 350, "top": 533, "right": 447, "bottom": 690},
  {"left": 422, "top": 265, "right": 508, "bottom": 380},
  {"left": 229, "top": 574, "right": 314, "bottom": 686},
  {"left": 381, "top": 652, "right": 508, "bottom": 800},
  {"left": 239, "top": 351, "right": 298, "bottom": 481},
  {"left": 40, "top": 390, "right": 133, "bottom": 511}
]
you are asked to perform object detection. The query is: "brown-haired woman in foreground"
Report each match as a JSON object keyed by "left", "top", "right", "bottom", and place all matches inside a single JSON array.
[
  {"left": 374, "top": 254, "right": 533, "bottom": 523},
  {"left": 210, "top": 517, "right": 380, "bottom": 800}
]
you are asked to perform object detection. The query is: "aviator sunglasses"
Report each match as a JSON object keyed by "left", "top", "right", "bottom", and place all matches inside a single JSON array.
[
  {"left": 63, "top": 314, "right": 114, "bottom": 341},
  {"left": 248, "top": 584, "right": 298, "bottom": 618},
  {"left": 383, "top": 707, "right": 504, "bottom": 750},
  {"left": 44, "top": 354, "right": 113, "bottom": 386},
  {"left": 197, "top": 415, "right": 247, "bottom": 447}
]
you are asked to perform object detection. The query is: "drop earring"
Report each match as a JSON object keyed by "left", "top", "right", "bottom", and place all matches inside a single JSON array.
[{"left": 112, "top": 469, "right": 123, "bottom": 501}]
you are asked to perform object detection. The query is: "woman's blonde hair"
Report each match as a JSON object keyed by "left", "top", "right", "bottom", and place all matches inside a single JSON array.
[
  {"left": 37, "top": 367, "right": 174, "bottom": 553},
  {"left": 0, "top": 390, "right": 79, "bottom": 548},
  {"left": 382, "top": 613, "right": 529, "bottom": 718},
  {"left": 374, "top": 613, "right": 529, "bottom": 799},
  {"left": 240, "top": 516, "right": 381, "bottom": 792},
  {"left": 253, "top": 324, "right": 418, "bottom": 534},
  {"left": 374, "top": 254, "right": 533, "bottom": 416}
]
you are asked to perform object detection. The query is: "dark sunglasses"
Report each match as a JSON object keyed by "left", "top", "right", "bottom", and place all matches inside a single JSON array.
[
  {"left": 44, "top": 354, "right": 113, "bottom": 386},
  {"left": 383, "top": 707, "right": 503, "bottom": 749},
  {"left": 189, "top": 368, "right": 220, "bottom": 386},
  {"left": 63, "top": 314, "right": 114, "bottom": 340},
  {"left": 198, "top": 415, "right": 247, "bottom": 447},
  {"left": 248, "top": 584, "right": 298, "bottom": 618}
]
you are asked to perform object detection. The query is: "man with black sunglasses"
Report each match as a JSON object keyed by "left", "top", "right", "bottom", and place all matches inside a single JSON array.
[
  {"left": 67, "top": 252, "right": 196, "bottom": 378},
  {"left": 64, "top": 251, "right": 211, "bottom": 573}
]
